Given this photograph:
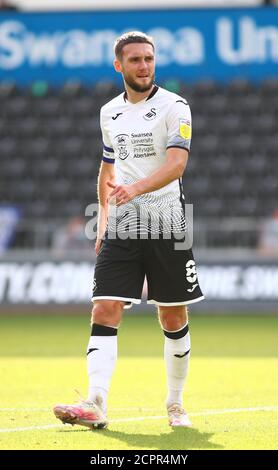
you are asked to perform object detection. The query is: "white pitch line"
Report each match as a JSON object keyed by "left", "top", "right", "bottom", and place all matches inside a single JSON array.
[
  {"left": 1, "top": 405, "right": 278, "bottom": 413},
  {"left": 0, "top": 406, "right": 277, "bottom": 433},
  {"left": 0, "top": 407, "right": 163, "bottom": 412},
  {"left": 0, "top": 424, "right": 61, "bottom": 433},
  {"left": 191, "top": 406, "right": 278, "bottom": 416},
  {"left": 0, "top": 408, "right": 50, "bottom": 412}
]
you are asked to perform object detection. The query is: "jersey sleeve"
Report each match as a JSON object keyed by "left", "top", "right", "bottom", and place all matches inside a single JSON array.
[
  {"left": 166, "top": 99, "right": 192, "bottom": 152},
  {"left": 100, "top": 108, "right": 115, "bottom": 164}
]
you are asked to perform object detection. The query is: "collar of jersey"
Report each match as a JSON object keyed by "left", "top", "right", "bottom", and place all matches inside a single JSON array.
[{"left": 123, "top": 85, "right": 159, "bottom": 105}]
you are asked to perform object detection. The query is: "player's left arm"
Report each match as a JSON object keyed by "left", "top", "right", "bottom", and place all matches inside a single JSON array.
[{"left": 107, "top": 149, "right": 188, "bottom": 205}]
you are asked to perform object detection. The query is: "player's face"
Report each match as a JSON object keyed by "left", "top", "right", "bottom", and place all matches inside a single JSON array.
[{"left": 115, "top": 43, "right": 155, "bottom": 93}]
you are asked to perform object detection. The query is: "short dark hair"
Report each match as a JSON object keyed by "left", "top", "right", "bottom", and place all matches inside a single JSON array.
[{"left": 114, "top": 31, "right": 155, "bottom": 60}]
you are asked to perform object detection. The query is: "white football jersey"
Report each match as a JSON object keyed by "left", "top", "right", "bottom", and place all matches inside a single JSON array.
[{"left": 100, "top": 85, "right": 192, "bottom": 235}]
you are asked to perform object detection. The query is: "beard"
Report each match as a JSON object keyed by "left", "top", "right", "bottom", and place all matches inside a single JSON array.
[{"left": 123, "top": 72, "right": 155, "bottom": 93}]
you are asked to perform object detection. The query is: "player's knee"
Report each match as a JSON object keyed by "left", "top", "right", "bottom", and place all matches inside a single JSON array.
[
  {"left": 91, "top": 300, "right": 123, "bottom": 327},
  {"left": 158, "top": 306, "right": 188, "bottom": 331}
]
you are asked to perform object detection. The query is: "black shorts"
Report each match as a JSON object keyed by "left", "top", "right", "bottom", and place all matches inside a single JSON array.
[{"left": 92, "top": 234, "right": 204, "bottom": 308}]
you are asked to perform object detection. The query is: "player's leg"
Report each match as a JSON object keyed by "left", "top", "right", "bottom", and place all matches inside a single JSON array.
[
  {"left": 53, "top": 300, "right": 124, "bottom": 430},
  {"left": 87, "top": 300, "right": 124, "bottom": 415},
  {"left": 54, "top": 235, "right": 144, "bottom": 430},
  {"left": 158, "top": 305, "right": 192, "bottom": 426},
  {"left": 145, "top": 237, "right": 204, "bottom": 426},
  {"left": 88, "top": 236, "right": 143, "bottom": 415}
]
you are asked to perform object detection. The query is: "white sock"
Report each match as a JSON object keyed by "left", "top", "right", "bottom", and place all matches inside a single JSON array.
[
  {"left": 163, "top": 323, "right": 191, "bottom": 409},
  {"left": 87, "top": 324, "right": 118, "bottom": 414}
]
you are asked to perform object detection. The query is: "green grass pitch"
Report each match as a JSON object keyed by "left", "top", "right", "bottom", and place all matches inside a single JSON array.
[{"left": 0, "top": 312, "right": 277, "bottom": 450}]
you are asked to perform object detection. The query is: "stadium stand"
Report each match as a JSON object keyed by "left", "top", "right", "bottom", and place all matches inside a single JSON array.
[{"left": 0, "top": 78, "right": 277, "bottom": 249}]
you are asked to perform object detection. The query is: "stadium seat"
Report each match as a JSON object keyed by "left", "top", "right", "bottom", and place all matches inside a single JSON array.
[
  {"left": 227, "top": 78, "right": 253, "bottom": 95},
  {"left": 61, "top": 80, "right": 88, "bottom": 98},
  {"left": 1, "top": 79, "right": 277, "bottom": 248},
  {"left": 0, "top": 80, "right": 19, "bottom": 99}
]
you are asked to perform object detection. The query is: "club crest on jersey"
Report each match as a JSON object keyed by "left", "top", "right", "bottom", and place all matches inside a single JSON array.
[
  {"left": 179, "top": 119, "right": 191, "bottom": 139},
  {"left": 143, "top": 108, "right": 157, "bottom": 121},
  {"left": 114, "top": 134, "right": 130, "bottom": 160}
]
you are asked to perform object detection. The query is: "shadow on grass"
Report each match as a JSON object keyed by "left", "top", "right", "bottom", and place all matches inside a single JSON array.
[
  {"left": 59, "top": 426, "right": 222, "bottom": 450},
  {"left": 103, "top": 427, "right": 222, "bottom": 450}
]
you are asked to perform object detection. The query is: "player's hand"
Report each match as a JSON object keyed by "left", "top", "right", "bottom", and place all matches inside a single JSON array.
[{"left": 107, "top": 181, "right": 138, "bottom": 206}]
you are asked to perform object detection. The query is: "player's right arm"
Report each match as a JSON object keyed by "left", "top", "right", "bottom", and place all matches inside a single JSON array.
[
  {"left": 96, "top": 106, "right": 116, "bottom": 255},
  {"left": 95, "top": 161, "right": 116, "bottom": 255}
]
